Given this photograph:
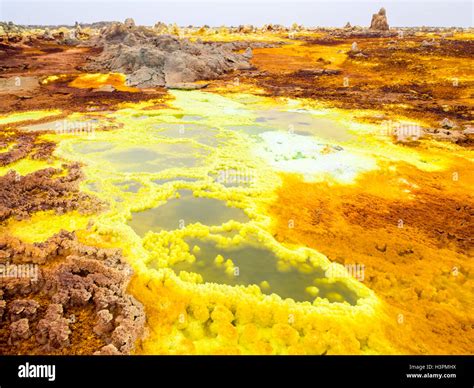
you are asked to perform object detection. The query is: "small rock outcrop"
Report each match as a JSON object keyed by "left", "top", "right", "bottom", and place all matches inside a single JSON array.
[
  {"left": 370, "top": 8, "right": 390, "bottom": 31},
  {"left": 124, "top": 18, "right": 136, "bottom": 29}
]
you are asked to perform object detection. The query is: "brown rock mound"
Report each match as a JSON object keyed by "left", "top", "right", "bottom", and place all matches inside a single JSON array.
[{"left": 370, "top": 7, "right": 390, "bottom": 31}]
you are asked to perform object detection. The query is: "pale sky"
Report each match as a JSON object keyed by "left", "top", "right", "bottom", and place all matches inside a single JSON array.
[{"left": 0, "top": 0, "right": 472, "bottom": 27}]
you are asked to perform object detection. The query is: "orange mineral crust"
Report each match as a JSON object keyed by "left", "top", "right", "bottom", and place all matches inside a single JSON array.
[{"left": 268, "top": 166, "right": 473, "bottom": 354}]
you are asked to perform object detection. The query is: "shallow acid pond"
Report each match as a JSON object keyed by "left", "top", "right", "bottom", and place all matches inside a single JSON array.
[
  {"left": 153, "top": 123, "right": 221, "bottom": 146},
  {"left": 114, "top": 180, "right": 142, "bottom": 193},
  {"left": 171, "top": 237, "right": 359, "bottom": 304},
  {"left": 253, "top": 110, "right": 354, "bottom": 142},
  {"left": 128, "top": 190, "right": 248, "bottom": 235},
  {"left": 225, "top": 124, "right": 275, "bottom": 139},
  {"left": 153, "top": 176, "right": 199, "bottom": 185},
  {"left": 103, "top": 143, "right": 208, "bottom": 173},
  {"left": 72, "top": 141, "right": 115, "bottom": 154}
]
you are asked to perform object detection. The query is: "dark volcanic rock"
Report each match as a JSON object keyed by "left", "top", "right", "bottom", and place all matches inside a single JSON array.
[{"left": 86, "top": 20, "right": 253, "bottom": 88}]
